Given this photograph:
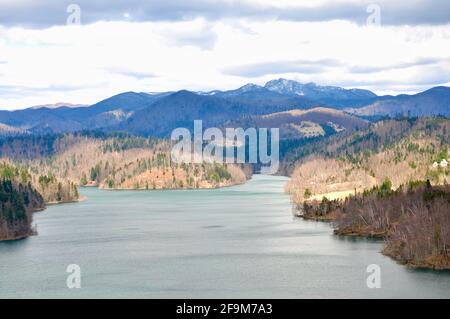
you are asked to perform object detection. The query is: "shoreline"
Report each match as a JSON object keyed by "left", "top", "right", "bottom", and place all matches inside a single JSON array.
[
  {"left": 2, "top": 177, "right": 252, "bottom": 243},
  {"left": 291, "top": 196, "right": 449, "bottom": 270},
  {"left": 0, "top": 229, "right": 37, "bottom": 242},
  {"left": 45, "top": 195, "right": 87, "bottom": 206},
  {"left": 0, "top": 196, "right": 87, "bottom": 243},
  {"left": 383, "top": 254, "right": 450, "bottom": 271},
  {"left": 95, "top": 178, "right": 250, "bottom": 191}
]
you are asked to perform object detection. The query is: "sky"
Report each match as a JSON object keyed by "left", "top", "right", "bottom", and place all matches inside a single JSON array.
[{"left": 0, "top": 0, "right": 449, "bottom": 110}]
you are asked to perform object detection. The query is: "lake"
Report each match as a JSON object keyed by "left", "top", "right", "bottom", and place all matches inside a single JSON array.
[{"left": 0, "top": 175, "right": 449, "bottom": 298}]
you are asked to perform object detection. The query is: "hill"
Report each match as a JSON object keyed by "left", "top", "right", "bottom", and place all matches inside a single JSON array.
[
  {"left": 0, "top": 177, "right": 43, "bottom": 241},
  {"left": 284, "top": 117, "right": 450, "bottom": 270},
  {"left": 295, "top": 180, "right": 450, "bottom": 269},
  {"left": 285, "top": 117, "right": 450, "bottom": 201},
  {"left": 0, "top": 123, "right": 27, "bottom": 136},
  {"left": 0, "top": 161, "right": 77, "bottom": 241},
  {"left": 346, "top": 87, "right": 450, "bottom": 117},
  {"left": 0, "top": 133, "right": 251, "bottom": 191},
  {"left": 0, "top": 92, "right": 169, "bottom": 134},
  {"left": 225, "top": 107, "right": 368, "bottom": 140}
]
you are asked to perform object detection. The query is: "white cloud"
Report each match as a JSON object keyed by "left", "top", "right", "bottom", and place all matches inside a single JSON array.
[{"left": 0, "top": 16, "right": 449, "bottom": 109}]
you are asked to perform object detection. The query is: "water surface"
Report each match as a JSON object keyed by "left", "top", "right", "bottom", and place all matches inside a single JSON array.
[{"left": 0, "top": 175, "right": 449, "bottom": 298}]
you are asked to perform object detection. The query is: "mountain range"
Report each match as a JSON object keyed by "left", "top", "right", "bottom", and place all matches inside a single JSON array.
[
  {"left": 0, "top": 79, "right": 449, "bottom": 137},
  {"left": 345, "top": 86, "right": 450, "bottom": 117}
]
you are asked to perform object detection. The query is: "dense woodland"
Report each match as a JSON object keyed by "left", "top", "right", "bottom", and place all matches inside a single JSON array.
[
  {"left": 286, "top": 117, "right": 450, "bottom": 269},
  {"left": 286, "top": 117, "right": 450, "bottom": 202},
  {"left": 283, "top": 117, "right": 450, "bottom": 165},
  {"left": 0, "top": 133, "right": 250, "bottom": 191},
  {"left": 295, "top": 180, "right": 450, "bottom": 269},
  {"left": 0, "top": 163, "right": 45, "bottom": 240}
]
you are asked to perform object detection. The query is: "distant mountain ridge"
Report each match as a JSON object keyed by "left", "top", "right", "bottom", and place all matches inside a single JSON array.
[
  {"left": 30, "top": 102, "right": 89, "bottom": 109},
  {"left": 0, "top": 79, "right": 448, "bottom": 137},
  {"left": 264, "top": 78, "right": 377, "bottom": 107},
  {"left": 346, "top": 86, "right": 450, "bottom": 117}
]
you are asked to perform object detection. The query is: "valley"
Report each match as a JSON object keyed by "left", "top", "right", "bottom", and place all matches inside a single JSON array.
[
  {"left": 1, "top": 175, "right": 449, "bottom": 298},
  {"left": 2, "top": 0, "right": 449, "bottom": 300},
  {"left": 0, "top": 79, "right": 449, "bottom": 271}
]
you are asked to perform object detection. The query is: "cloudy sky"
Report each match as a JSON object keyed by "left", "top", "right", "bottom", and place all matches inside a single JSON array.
[{"left": 0, "top": 0, "right": 449, "bottom": 110}]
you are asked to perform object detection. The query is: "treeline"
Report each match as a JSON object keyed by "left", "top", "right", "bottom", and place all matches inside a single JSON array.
[
  {"left": 0, "top": 134, "right": 58, "bottom": 160},
  {"left": 101, "top": 135, "right": 162, "bottom": 153},
  {"left": 285, "top": 118, "right": 450, "bottom": 201},
  {"left": 0, "top": 163, "right": 45, "bottom": 240},
  {"left": 35, "top": 173, "right": 79, "bottom": 204},
  {"left": 0, "top": 131, "right": 164, "bottom": 160},
  {"left": 296, "top": 180, "right": 450, "bottom": 269},
  {"left": 281, "top": 117, "right": 450, "bottom": 175},
  {"left": 3, "top": 133, "right": 250, "bottom": 191},
  {"left": 99, "top": 156, "right": 247, "bottom": 190},
  {"left": 0, "top": 162, "right": 78, "bottom": 241}
]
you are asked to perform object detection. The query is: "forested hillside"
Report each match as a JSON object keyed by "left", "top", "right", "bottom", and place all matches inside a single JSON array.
[
  {"left": 0, "top": 133, "right": 250, "bottom": 191},
  {"left": 285, "top": 117, "right": 450, "bottom": 202},
  {"left": 0, "top": 132, "right": 250, "bottom": 241},
  {"left": 294, "top": 180, "right": 450, "bottom": 269},
  {"left": 285, "top": 117, "right": 450, "bottom": 269},
  {"left": 0, "top": 163, "right": 45, "bottom": 240},
  {"left": 224, "top": 107, "right": 368, "bottom": 140}
]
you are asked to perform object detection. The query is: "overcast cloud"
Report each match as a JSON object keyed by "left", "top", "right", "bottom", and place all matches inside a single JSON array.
[
  {"left": 1, "top": 0, "right": 450, "bottom": 28},
  {"left": 0, "top": 0, "right": 449, "bottom": 109}
]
